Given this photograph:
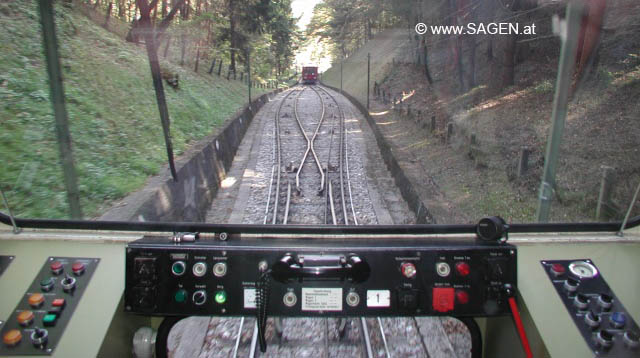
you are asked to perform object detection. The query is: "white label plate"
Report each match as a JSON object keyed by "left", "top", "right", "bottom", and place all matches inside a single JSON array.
[
  {"left": 244, "top": 288, "right": 256, "bottom": 309},
  {"left": 301, "top": 288, "right": 343, "bottom": 311},
  {"left": 367, "top": 290, "right": 391, "bottom": 307}
]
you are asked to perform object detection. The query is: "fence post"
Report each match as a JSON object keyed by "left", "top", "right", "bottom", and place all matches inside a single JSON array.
[
  {"left": 430, "top": 116, "right": 436, "bottom": 133},
  {"left": 596, "top": 166, "right": 615, "bottom": 220},
  {"left": 517, "top": 147, "right": 530, "bottom": 178},
  {"left": 446, "top": 122, "right": 454, "bottom": 143}
]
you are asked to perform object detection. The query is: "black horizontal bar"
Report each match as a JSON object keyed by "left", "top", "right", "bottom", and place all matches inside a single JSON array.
[{"left": 1, "top": 212, "right": 638, "bottom": 236}]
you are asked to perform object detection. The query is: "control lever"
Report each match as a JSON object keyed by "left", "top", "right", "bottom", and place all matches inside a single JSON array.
[
  {"left": 505, "top": 284, "right": 533, "bottom": 358},
  {"left": 271, "top": 254, "right": 370, "bottom": 283}
]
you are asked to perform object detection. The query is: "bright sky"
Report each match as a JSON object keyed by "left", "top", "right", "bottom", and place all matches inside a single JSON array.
[
  {"left": 291, "top": 0, "right": 322, "bottom": 30},
  {"left": 291, "top": 0, "right": 332, "bottom": 72}
]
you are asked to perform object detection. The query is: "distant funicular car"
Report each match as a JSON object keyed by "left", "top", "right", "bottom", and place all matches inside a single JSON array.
[{"left": 302, "top": 66, "right": 318, "bottom": 84}]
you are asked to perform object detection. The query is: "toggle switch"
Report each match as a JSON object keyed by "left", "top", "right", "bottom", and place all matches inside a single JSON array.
[
  {"left": 61, "top": 274, "right": 77, "bottom": 292},
  {"left": 30, "top": 327, "right": 48, "bottom": 348}
]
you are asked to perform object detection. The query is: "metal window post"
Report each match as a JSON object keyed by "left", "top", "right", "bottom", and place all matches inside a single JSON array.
[
  {"left": 536, "top": 1, "right": 584, "bottom": 222},
  {"left": 367, "top": 53, "right": 370, "bottom": 110},
  {"left": 340, "top": 60, "right": 343, "bottom": 91},
  {"left": 247, "top": 49, "right": 252, "bottom": 105},
  {"left": 38, "top": 0, "right": 83, "bottom": 219}
]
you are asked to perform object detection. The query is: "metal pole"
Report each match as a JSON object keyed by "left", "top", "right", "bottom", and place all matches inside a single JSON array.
[
  {"left": 366, "top": 53, "right": 370, "bottom": 110},
  {"left": 247, "top": 49, "right": 252, "bottom": 105},
  {"left": 536, "top": 1, "right": 583, "bottom": 222},
  {"left": 38, "top": 0, "right": 83, "bottom": 219},
  {"left": 340, "top": 60, "right": 343, "bottom": 91}
]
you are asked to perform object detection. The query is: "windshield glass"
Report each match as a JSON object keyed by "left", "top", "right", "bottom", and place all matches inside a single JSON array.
[{"left": 1, "top": 0, "right": 639, "bottom": 226}]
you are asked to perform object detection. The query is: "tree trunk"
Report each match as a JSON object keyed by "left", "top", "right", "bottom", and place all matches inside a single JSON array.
[
  {"left": 422, "top": 39, "right": 433, "bottom": 84},
  {"left": 105, "top": 2, "right": 113, "bottom": 28},
  {"left": 163, "top": 34, "right": 171, "bottom": 58},
  {"left": 194, "top": 44, "right": 200, "bottom": 72},
  {"left": 208, "top": 58, "right": 216, "bottom": 74},
  {"left": 161, "top": 0, "right": 167, "bottom": 17}
]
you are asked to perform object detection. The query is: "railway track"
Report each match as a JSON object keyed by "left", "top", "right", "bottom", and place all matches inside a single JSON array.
[{"left": 187, "top": 86, "right": 462, "bottom": 358}]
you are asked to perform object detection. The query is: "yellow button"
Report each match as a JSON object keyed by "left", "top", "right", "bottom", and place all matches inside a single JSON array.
[
  {"left": 17, "top": 310, "right": 34, "bottom": 326},
  {"left": 2, "top": 329, "right": 22, "bottom": 346},
  {"left": 28, "top": 293, "right": 45, "bottom": 308}
]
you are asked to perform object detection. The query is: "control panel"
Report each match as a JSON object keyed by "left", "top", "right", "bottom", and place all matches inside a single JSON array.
[
  {"left": 125, "top": 236, "right": 516, "bottom": 317},
  {"left": 0, "top": 256, "right": 13, "bottom": 277},
  {"left": 0, "top": 257, "right": 99, "bottom": 355},
  {"left": 542, "top": 259, "right": 640, "bottom": 357}
]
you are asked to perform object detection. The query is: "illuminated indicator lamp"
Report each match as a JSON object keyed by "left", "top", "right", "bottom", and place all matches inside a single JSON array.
[
  {"left": 610, "top": 312, "right": 627, "bottom": 329},
  {"left": 401, "top": 262, "right": 417, "bottom": 278},
  {"left": 174, "top": 289, "right": 188, "bottom": 303},
  {"left": 2, "top": 329, "right": 22, "bottom": 347},
  {"left": 215, "top": 290, "right": 227, "bottom": 304},
  {"left": 52, "top": 298, "right": 66, "bottom": 309},
  {"left": 550, "top": 263, "right": 565, "bottom": 277},
  {"left": 17, "top": 310, "right": 35, "bottom": 326},
  {"left": 42, "top": 314, "right": 57, "bottom": 327},
  {"left": 455, "top": 262, "right": 470, "bottom": 277},
  {"left": 72, "top": 261, "right": 86, "bottom": 276},
  {"left": 171, "top": 261, "right": 186, "bottom": 276},
  {"left": 50, "top": 261, "right": 63, "bottom": 275},
  {"left": 28, "top": 293, "right": 45, "bottom": 308},
  {"left": 455, "top": 290, "right": 470, "bottom": 305}
]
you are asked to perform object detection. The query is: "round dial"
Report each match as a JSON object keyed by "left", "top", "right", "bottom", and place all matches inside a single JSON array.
[{"left": 568, "top": 261, "right": 598, "bottom": 279}]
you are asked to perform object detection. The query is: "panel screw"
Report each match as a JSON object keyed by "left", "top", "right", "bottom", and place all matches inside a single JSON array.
[
  {"left": 258, "top": 261, "right": 268, "bottom": 273},
  {"left": 219, "top": 232, "right": 229, "bottom": 241}
]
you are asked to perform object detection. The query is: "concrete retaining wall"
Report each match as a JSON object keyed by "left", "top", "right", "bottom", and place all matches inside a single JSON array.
[
  {"left": 322, "top": 83, "right": 434, "bottom": 224},
  {"left": 100, "top": 89, "right": 285, "bottom": 222}
]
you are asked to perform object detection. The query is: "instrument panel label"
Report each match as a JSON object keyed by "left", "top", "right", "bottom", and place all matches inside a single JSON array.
[
  {"left": 301, "top": 288, "right": 342, "bottom": 311},
  {"left": 367, "top": 290, "right": 391, "bottom": 307},
  {"left": 244, "top": 288, "right": 256, "bottom": 309}
]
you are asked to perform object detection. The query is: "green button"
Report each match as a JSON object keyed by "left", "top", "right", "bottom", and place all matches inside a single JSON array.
[
  {"left": 214, "top": 290, "right": 227, "bottom": 304},
  {"left": 42, "top": 314, "right": 57, "bottom": 326},
  {"left": 174, "top": 289, "right": 187, "bottom": 303},
  {"left": 172, "top": 261, "right": 185, "bottom": 275},
  {"left": 40, "top": 278, "right": 54, "bottom": 286}
]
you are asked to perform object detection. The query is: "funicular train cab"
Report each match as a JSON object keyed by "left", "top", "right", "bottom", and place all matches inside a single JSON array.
[{"left": 301, "top": 66, "right": 318, "bottom": 84}]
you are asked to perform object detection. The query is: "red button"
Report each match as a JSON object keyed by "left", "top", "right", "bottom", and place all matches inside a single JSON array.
[
  {"left": 455, "top": 262, "right": 470, "bottom": 277},
  {"left": 52, "top": 298, "right": 66, "bottom": 309},
  {"left": 432, "top": 287, "right": 455, "bottom": 312},
  {"left": 550, "top": 263, "right": 565, "bottom": 277},
  {"left": 456, "top": 290, "right": 470, "bottom": 304},
  {"left": 50, "top": 261, "right": 63, "bottom": 275},
  {"left": 72, "top": 262, "right": 85, "bottom": 275}
]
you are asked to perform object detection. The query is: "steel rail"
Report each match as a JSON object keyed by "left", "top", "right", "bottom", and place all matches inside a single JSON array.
[
  {"left": 272, "top": 88, "right": 300, "bottom": 224},
  {"left": 315, "top": 85, "right": 350, "bottom": 225},
  {"left": 293, "top": 87, "right": 326, "bottom": 194}
]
